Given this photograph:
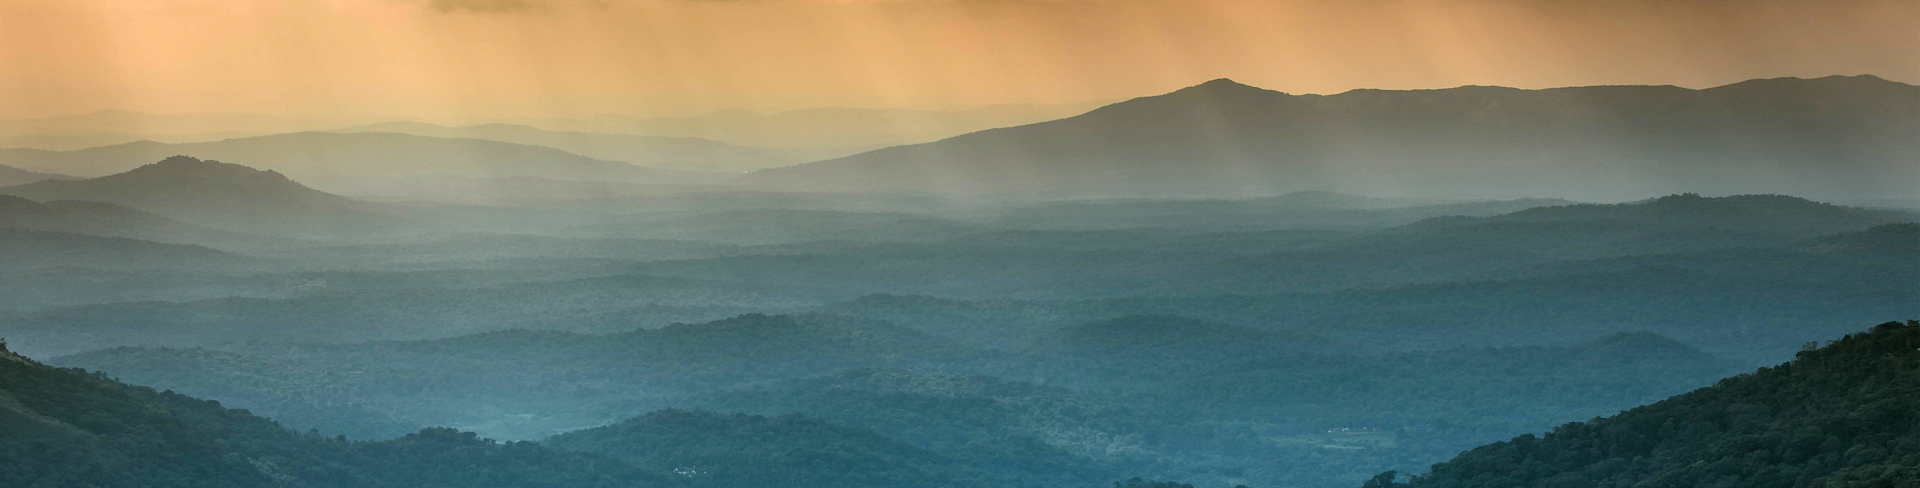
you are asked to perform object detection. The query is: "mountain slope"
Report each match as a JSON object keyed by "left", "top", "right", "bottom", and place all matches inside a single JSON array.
[
  {"left": 0, "top": 164, "right": 73, "bottom": 186},
  {"left": 335, "top": 122, "right": 793, "bottom": 172},
  {"left": 0, "top": 132, "right": 726, "bottom": 191},
  {"left": 0, "top": 341, "right": 682, "bottom": 488},
  {"left": 744, "top": 76, "right": 1920, "bottom": 200},
  {"left": 46, "top": 313, "right": 972, "bottom": 439},
  {"left": 1343, "top": 194, "right": 1920, "bottom": 264},
  {"left": 519, "top": 102, "right": 1109, "bottom": 150},
  {"left": 0, "top": 195, "right": 241, "bottom": 244},
  {"left": 545, "top": 409, "right": 1107, "bottom": 488},
  {"left": 1026, "top": 314, "right": 1326, "bottom": 360},
  {"left": 1408, "top": 193, "right": 1917, "bottom": 236},
  {"left": 3, "top": 276, "right": 831, "bottom": 358},
  {"left": 0, "top": 156, "right": 396, "bottom": 235},
  {"left": 971, "top": 193, "right": 1571, "bottom": 232},
  {"left": 0, "top": 230, "right": 243, "bottom": 271},
  {"left": 1385, "top": 320, "right": 1920, "bottom": 488}
]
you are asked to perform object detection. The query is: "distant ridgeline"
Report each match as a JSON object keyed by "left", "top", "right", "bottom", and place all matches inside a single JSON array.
[
  {"left": 744, "top": 76, "right": 1920, "bottom": 200},
  {"left": 1369, "top": 320, "right": 1920, "bottom": 488}
]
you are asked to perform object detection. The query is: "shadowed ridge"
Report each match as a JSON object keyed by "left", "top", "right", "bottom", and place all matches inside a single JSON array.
[
  {"left": 742, "top": 76, "right": 1920, "bottom": 199},
  {"left": 1392, "top": 321, "right": 1920, "bottom": 488},
  {"left": 0, "top": 155, "right": 402, "bottom": 236},
  {"left": 1400, "top": 193, "right": 1915, "bottom": 236},
  {"left": 0, "top": 339, "right": 685, "bottom": 488},
  {"left": 0, "top": 163, "right": 75, "bottom": 186}
]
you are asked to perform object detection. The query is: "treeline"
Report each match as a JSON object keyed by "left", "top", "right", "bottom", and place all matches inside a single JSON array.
[
  {"left": 49, "top": 312, "right": 1745, "bottom": 488},
  {"left": 1380, "top": 320, "right": 1920, "bottom": 488},
  {"left": 0, "top": 341, "right": 678, "bottom": 488}
]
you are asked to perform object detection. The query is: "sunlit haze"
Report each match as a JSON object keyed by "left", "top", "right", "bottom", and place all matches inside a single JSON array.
[
  {"left": 0, "top": 3, "right": 1916, "bottom": 488},
  {"left": 2, "top": 0, "right": 1915, "bottom": 119}
]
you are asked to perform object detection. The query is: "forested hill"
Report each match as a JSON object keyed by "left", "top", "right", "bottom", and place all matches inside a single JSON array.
[
  {"left": 544, "top": 409, "right": 1113, "bottom": 488},
  {"left": 1376, "top": 320, "right": 1920, "bottom": 488},
  {"left": 0, "top": 340, "right": 680, "bottom": 488},
  {"left": 1402, "top": 193, "right": 1916, "bottom": 237}
]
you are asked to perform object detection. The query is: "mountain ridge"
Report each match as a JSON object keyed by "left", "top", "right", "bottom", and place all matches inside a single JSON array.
[
  {"left": 0, "top": 132, "right": 728, "bottom": 193},
  {"left": 743, "top": 75, "right": 1920, "bottom": 200},
  {"left": 0, "top": 163, "right": 74, "bottom": 187},
  {"left": 1382, "top": 320, "right": 1920, "bottom": 488},
  {"left": 1400, "top": 193, "right": 1918, "bottom": 236},
  {"left": 332, "top": 121, "right": 796, "bottom": 172},
  {"left": 0, "top": 156, "right": 397, "bottom": 236},
  {"left": 0, "top": 339, "right": 687, "bottom": 488}
]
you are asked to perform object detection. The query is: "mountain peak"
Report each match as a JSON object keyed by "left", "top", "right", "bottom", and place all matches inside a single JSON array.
[
  {"left": 126, "top": 155, "right": 290, "bottom": 181},
  {"left": 0, "top": 155, "right": 380, "bottom": 236},
  {"left": 1176, "top": 77, "right": 1278, "bottom": 96},
  {"left": 1578, "top": 331, "right": 1708, "bottom": 358}
]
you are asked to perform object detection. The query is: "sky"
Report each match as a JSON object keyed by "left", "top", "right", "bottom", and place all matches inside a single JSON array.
[{"left": 0, "top": 0, "right": 1915, "bottom": 120}]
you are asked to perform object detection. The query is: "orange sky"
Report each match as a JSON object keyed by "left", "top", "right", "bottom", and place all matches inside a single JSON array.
[{"left": 1, "top": 0, "right": 1914, "bottom": 120}]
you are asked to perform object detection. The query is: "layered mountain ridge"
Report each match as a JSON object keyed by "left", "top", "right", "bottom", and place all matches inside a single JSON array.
[{"left": 745, "top": 75, "right": 1920, "bottom": 200}]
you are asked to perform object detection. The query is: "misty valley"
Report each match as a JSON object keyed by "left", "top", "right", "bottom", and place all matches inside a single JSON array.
[{"left": 0, "top": 74, "right": 1917, "bottom": 488}]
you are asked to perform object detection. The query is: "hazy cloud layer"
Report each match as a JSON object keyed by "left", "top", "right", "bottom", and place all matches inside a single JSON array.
[{"left": 0, "top": 0, "right": 1914, "bottom": 118}]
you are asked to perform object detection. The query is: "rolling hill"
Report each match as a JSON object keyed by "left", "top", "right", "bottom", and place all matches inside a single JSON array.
[
  {"left": 0, "top": 340, "right": 684, "bottom": 488},
  {"left": 45, "top": 313, "right": 972, "bottom": 439},
  {"left": 1404, "top": 193, "right": 1918, "bottom": 237},
  {"left": 944, "top": 192, "right": 1571, "bottom": 232},
  {"left": 518, "top": 102, "right": 1109, "bottom": 150},
  {"left": 0, "top": 230, "right": 244, "bottom": 271},
  {"left": 544, "top": 409, "right": 1108, "bottom": 488},
  {"left": 1025, "top": 314, "right": 1326, "bottom": 360},
  {"left": 334, "top": 122, "right": 793, "bottom": 172},
  {"left": 743, "top": 75, "right": 1920, "bottom": 200},
  {"left": 0, "top": 195, "right": 241, "bottom": 244},
  {"left": 0, "top": 132, "right": 728, "bottom": 192},
  {"left": 0, "top": 156, "right": 399, "bottom": 236},
  {"left": 0, "top": 164, "right": 73, "bottom": 187},
  {"left": 0, "top": 275, "right": 836, "bottom": 358},
  {"left": 1381, "top": 321, "right": 1920, "bottom": 488}
]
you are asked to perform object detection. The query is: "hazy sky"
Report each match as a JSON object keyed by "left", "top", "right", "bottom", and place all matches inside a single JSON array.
[{"left": 1, "top": 0, "right": 1914, "bottom": 119}]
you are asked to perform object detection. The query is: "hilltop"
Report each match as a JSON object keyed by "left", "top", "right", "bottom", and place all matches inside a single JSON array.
[{"left": 0, "top": 156, "right": 395, "bottom": 235}]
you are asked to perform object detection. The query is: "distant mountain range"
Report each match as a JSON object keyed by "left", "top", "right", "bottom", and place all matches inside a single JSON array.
[
  {"left": 0, "top": 195, "right": 242, "bottom": 245},
  {"left": 332, "top": 121, "right": 797, "bottom": 172},
  {"left": 1026, "top": 314, "right": 1325, "bottom": 359},
  {"left": 744, "top": 75, "right": 1920, "bottom": 200},
  {"left": 0, "top": 132, "right": 727, "bottom": 192},
  {"left": 0, "top": 156, "right": 398, "bottom": 236},
  {"left": 0, "top": 164, "right": 72, "bottom": 187},
  {"left": 0, "top": 103, "right": 1107, "bottom": 157},
  {"left": 515, "top": 102, "right": 1111, "bottom": 150},
  {"left": 0, "top": 109, "right": 353, "bottom": 145},
  {"left": 969, "top": 192, "right": 1574, "bottom": 231},
  {"left": 1404, "top": 193, "right": 1917, "bottom": 237},
  {"left": 0, "top": 229, "right": 243, "bottom": 272}
]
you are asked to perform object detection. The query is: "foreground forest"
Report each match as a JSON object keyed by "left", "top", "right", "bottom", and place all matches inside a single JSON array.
[{"left": 1385, "top": 320, "right": 1920, "bottom": 488}]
